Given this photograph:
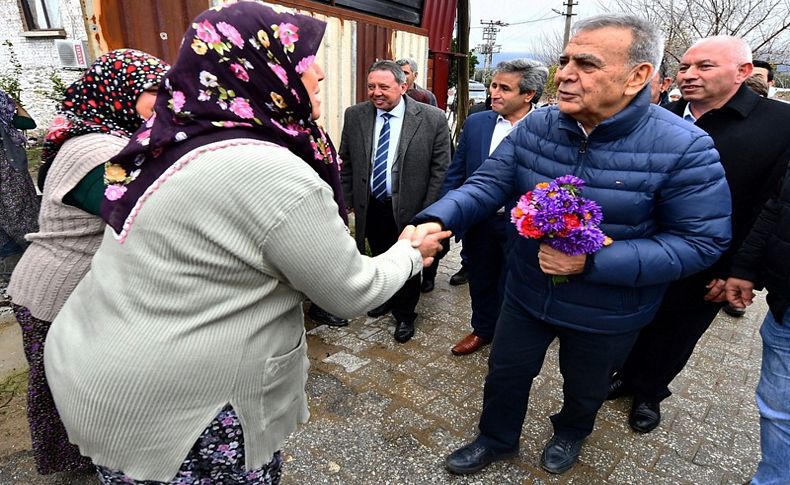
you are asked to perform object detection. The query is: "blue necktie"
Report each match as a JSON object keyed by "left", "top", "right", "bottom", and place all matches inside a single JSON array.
[{"left": 371, "top": 113, "right": 393, "bottom": 201}]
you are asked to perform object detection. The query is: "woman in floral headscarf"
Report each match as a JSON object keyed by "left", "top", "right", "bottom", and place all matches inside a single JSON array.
[
  {"left": 0, "top": 89, "right": 38, "bottom": 281},
  {"left": 6, "top": 49, "right": 168, "bottom": 476},
  {"left": 43, "top": 3, "right": 448, "bottom": 484}
]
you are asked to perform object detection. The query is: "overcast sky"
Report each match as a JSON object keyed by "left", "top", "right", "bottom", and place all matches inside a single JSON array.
[{"left": 468, "top": 0, "right": 611, "bottom": 54}]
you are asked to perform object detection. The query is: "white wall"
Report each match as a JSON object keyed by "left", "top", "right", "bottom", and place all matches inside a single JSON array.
[{"left": 0, "top": 0, "right": 87, "bottom": 138}]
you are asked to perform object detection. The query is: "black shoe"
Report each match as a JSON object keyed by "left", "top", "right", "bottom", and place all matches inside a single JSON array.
[
  {"left": 394, "top": 320, "right": 415, "bottom": 343},
  {"left": 307, "top": 304, "right": 348, "bottom": 327},
  {"left": 449, "top": 266, "right": 469, "bottom": 286},
  {"left": 629, "top": 399, "right": 661, "bottom": 433},
  {"left": 445, "top": 440, "right": 518, "bottom": 475},
  {"left": 367, "top": 302, "right": 392, "bottom": 318},
  {"left": 420, "top": 277, "right": 435, "bottom": 293},
  {"left": 723, "top": 304, "right": 746, "bottom": 318},
  {"left": 540, "top": 435, "right": 583, "bottom": 474},
  {"left": 606, "top": 375, "right": 632, "bottom": 400}
]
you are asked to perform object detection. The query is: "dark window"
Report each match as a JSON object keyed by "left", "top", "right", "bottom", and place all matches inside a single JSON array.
[
  {"left": 19, "top": 0, "right": 62, "bottom": 30},
  {"left": 336, "top": 0, "right": 423, "bottom": 25}
]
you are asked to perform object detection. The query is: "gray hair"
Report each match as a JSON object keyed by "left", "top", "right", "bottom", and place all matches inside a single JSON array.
[
  {"left": 494, "top": 58, "right": 549, "bottom": 101},
  {"left": 395, "top": 58, "right": 418, "bottom": 74},
  {"left": 369, "top": 60, "right": 407, "bottom": 84},
  {"left": 572, "top": 14, "right": 665, "bottom": 72}
]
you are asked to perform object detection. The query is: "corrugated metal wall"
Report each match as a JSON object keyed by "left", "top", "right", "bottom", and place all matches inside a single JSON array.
[
  {"left": 313, "top": 14, "right": 356, "bottom": 142},
  {"left": 90, "top": 0, "right": 209, "bottom": 64},
  {"left": 354, "top": 23, "right": 394, "bottom": 103},
  {"left": 392, "top": 30, "right": 430, "bottom": 89},
  {"left": 84, "top": 0, "right": 430, "bottom": 138}
]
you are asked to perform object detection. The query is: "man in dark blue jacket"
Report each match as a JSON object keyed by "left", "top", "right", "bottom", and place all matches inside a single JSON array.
[
  {"left": 442, "top": 59, "right": 548, "bottom": 357},
  {"left": 412, "top": 14, "right": 732, "bottom": 475},
  {"left": 610, "top": 36, "right": 790, "bottom": 436}
]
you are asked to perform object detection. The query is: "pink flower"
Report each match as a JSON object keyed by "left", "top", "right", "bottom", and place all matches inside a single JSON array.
[
  {"left": 295, "top": 55, "right": 315, "bottom": 74},
  {"left": 137, "top": 128, "right": 151, "bottom": 143},
  {"left": 46, "top": 114, "right": 72, "bottom": 142},
  {"left": 229, "top": 98, "right": 255, "bottom": 119},
  {"left": 275, "top": 22, "right": 299, "bottom": 47},
  {"left": 271, "top": 119, "right": 300, "bottom": 136},
  {"left": 216, "top": 21, "right": 244, "bottom": 48},
  {"left": 171, "top": 91, "right": 186, "bottom": 113},
  {"left": 195, "top": 20, "right": 221, "bottom": 44},
  {"left": 198, "top": 90, "right": 211, "bottom": 101},
  {"left": 269, "top": 63, "right": 288, "bottom": 85},
  {"left": 230, "top": 63, "right": 249, "bottom": 82},
  {"left": 104, "top": 184, "right": 127, "bottom": 201}
]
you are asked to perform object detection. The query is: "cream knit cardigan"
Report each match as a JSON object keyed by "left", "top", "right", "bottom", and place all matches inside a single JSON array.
[
  {"left": 44, "top": 140, "right": 422, "bottom": 481},
  {"left": 8, "top": 134, "right": 129, "bottom": 320}
]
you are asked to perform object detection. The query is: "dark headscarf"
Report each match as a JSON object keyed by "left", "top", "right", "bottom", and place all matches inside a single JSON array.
[
  {"left": 102, "top": 2, "right": 346, "bottom": 240},
  {"left": 0, "top": 90, "right": 29, "bottom": 171},
  {"left": 38, "top": 49, "right": 169, "bottom": 190}
]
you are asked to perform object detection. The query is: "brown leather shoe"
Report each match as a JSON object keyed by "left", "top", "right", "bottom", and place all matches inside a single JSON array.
[{"left": 451, "top": 333, "right": 490, "bottom": 356}]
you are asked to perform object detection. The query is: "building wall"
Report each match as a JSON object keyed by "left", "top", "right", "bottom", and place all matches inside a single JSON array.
[{"left": 0, "top": 0, "right": 88, "bottom": 137}]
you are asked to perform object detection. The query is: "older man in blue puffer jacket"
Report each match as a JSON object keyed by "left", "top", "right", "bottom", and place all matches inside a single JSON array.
[{"left": 413, "top": 14, "right": 732, "bottom": 476}]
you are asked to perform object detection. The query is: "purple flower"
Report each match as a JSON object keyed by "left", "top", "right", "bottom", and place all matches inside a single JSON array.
[
  {"left": 578, "top": 199, "right": 603, "bottom": 226},
  {"left": 555, "top": 174, "right": 585, "bottom": 189}
]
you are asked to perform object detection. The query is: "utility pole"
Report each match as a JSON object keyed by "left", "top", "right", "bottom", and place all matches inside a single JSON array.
[
  {"left": 455, "top": 0, "right": 470, "bottom": 138},
  {"left": 561, "top": 1, "right": 578, "bottom": 47},
  {"left": 476, "top": 20, "right": 508, "bottom": 82}
]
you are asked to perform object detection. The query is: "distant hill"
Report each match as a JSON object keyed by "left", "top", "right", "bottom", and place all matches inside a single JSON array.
[{"left": 491, "top": 51, "right": 540, "bottom": 64}]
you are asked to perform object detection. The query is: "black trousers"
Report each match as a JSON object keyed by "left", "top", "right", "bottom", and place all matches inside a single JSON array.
[
  {"left": 477, "top": 295, "right": 641, "bottom": 452},
  {"left": 618, "top": 285, "right": 722, "bottom": 402},
  {"left": 464, "top": 214, "right": 508, "bottom": 340},
  {"left": 365, "top": 196, "right": 421, "bottom": 323}
]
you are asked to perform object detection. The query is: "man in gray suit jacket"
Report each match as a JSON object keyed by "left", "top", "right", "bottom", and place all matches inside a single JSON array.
[{"left": 340, "top": 60, "right": 451, "bottom": 343}]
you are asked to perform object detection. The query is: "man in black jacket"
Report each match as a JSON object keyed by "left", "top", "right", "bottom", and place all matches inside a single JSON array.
[
  {"left": 609, "top": 35, "right": 790, "bottom": 433},
  {"left": 725, "top": 164, "right": 790, "bottom": 484}
]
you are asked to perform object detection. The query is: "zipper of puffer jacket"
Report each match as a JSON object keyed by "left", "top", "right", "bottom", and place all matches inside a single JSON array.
[{"left": 542, "top": 134, "right": 589, "bottom": 317}]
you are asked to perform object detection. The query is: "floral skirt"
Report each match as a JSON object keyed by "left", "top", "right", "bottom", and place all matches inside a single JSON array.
[
  {"left": 0, "top": 150, "right": 39, "bottom": 254},
  {"left": 96, "top": 406, "right": 283, "bottom": 484},
  {"left": 14, "top": 304, "right": 94, "bottom": 474}
]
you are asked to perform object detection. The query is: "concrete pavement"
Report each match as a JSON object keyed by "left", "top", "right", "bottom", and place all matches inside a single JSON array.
[{"left": 0, "top": 246, "right": 765, "bottom": 484}]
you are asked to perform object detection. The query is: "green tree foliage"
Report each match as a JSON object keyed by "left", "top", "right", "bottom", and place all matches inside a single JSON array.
[
  {"left": 0, "top": 41, "right": 23, "bottom": 101},
  {"left": 449, "top": 37, "right": 479, "bottom": 87}
]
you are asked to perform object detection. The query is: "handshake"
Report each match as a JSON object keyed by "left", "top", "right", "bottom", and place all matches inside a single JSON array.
[{"left": 398, "top": 222, "right": 451, "bottom": 267}]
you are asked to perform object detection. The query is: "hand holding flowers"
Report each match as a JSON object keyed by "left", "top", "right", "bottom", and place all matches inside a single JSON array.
[{"left": 511, "top": 175, "right": 611, "bottom": 284}]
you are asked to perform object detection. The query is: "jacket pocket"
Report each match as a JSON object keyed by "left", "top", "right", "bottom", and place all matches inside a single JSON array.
[{"left": 261, "top": 330, "right": 309, "bottom": 429}]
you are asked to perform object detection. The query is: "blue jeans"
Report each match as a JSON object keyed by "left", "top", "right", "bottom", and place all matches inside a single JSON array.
[{"left": 753, "top": 309, "right": 790, "bottom": 485}]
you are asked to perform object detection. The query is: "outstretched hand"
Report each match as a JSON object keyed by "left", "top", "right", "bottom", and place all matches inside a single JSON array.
[
  {"left": 724, "top": 277, "right": 755, "bottom": 310},
  {"left": 400, "top": 223, "right": 453, "bottom": 267}
]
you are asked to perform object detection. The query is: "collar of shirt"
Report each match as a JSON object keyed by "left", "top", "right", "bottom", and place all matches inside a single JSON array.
[
  {"left": 682, "top": 102, "right": 697, "bottom": 123},
  {"left": 495, "top": 109, "right": 531, "bottom": 128},
  {"left": 376, "top": 96, "right": 406, "bottom": 119},
  {"left": 489, "top": 106, "right": 534, "bottom": 156}
]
